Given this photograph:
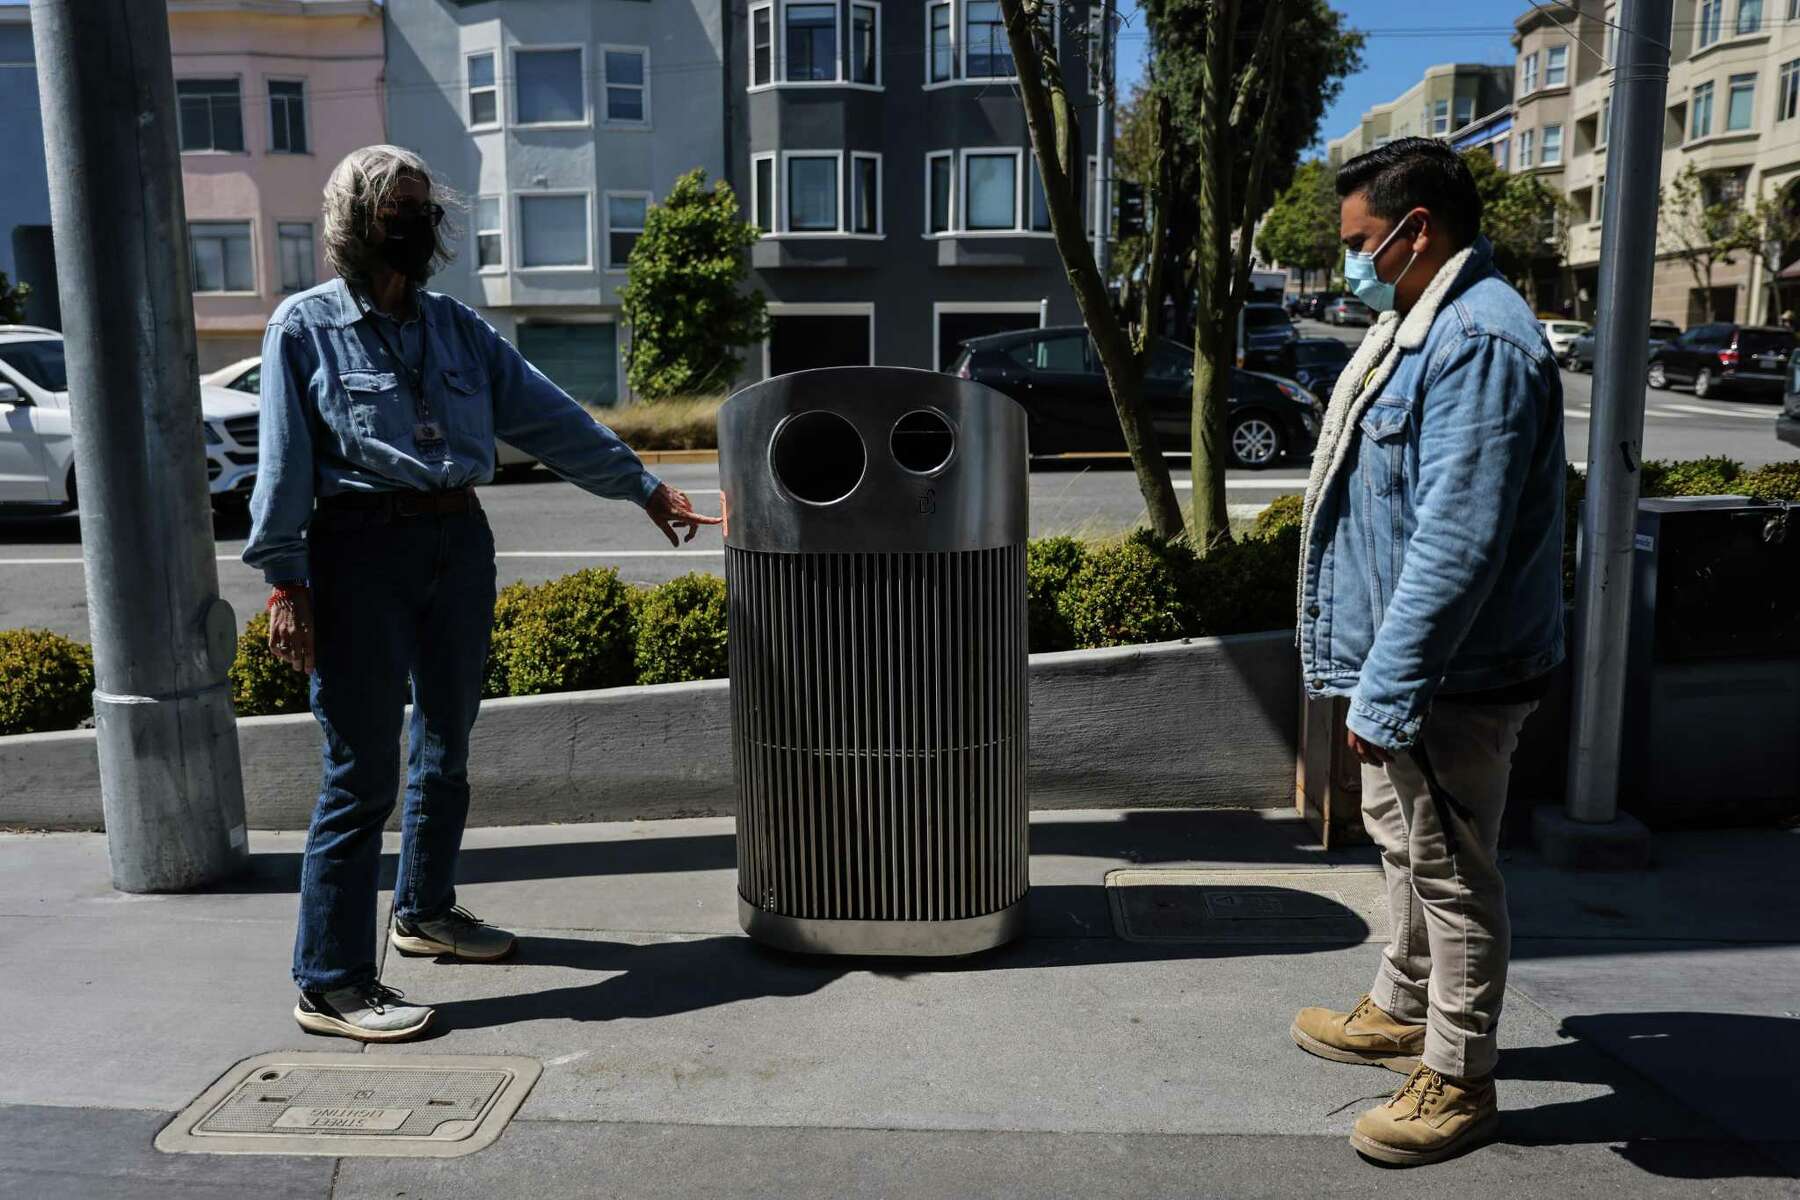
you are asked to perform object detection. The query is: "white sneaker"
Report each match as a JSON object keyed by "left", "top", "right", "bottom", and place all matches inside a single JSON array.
[
  {"left": 390, "top": 906, "right": 517, "bottom": 961},
  {"left": 294, "top": 982, "right": 433, "bottom": 1043}
]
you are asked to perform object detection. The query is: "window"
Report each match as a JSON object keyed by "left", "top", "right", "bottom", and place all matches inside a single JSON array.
[
  {"left": 851, "top": 4, "right": 879, "bottom": 85},
  {"left": 1454, "top": 96, "right": 1474, "bottom": 128},
  {"left": 516, "top": 48, "right": 585, "bottom": 125},
  {"left": 1519, "top": 128, "right": 1535, "bottom": 167},
  {"left": 1431, "top": 99, "right": 1449, "bottom": 136},
  {"left": 475, "top": 196, "right": 503, "bottom": 270},
  {"left": 751, "top": 5, "right": 774, "bottom": 86},
  {"left": 1545, "top": 45, "right": 1568, "bottom": 88},
  {"left": 1599, "top": 96, "right": 1611, "bottom": 146},
  {"left": 1495, "top": 137, "right": 1510, "bottom": 170},
  {"left": 269, "top": 81, "right": 307, "bottom": 154},
  {"left": 851, "top": 153, "right": 881, "bottom": 234},
  {"left": 965, "top": 151, "right": 1018, "bottom": 230},
  {"left": 189, "top": 221, "right": 253, "bottom": 293},
  {"left": 1737, "top": 0, "right": 1763, "bottom": 35},
  {"left": 929, "top": 1, "right": 954, "bottom": 83},
  {"left": 1727, "top": 73, "right": 1756, "bottom": 130},
  {"left": 176, "top": 79, "right": 243, "bottom": 153},
  {"left": 1780, "top": 59, "right": 1800, "bottom": 122},
  {"left": 605, "top": 193, "right": 649, "bottom": 269},
  {"left": 1595, "top": 176, "right": 1606, "bottom": 222},
  {"left": 1521, "top": 52, "right": 1539, "bottom": 94},
  {"left": 603, "top": 48, "right": 648, "bottom": 123},
  {"left": 518, "top": 194, "right": 589, "bottom": 268},
  {"left": 1542, "top": 123, "right": 1563, "bottom": 165},
  {"left": 785, "top": 3, "right": 838, "bottom": 81},
  {"left": 1698, "top": 0, "right": 1723, "bottom": 48},
  {"left": 1031, "top": 333, "right": 1087, "bottom": 372},
  {"left": 753, "top": 155, "right": 775, "bottom": 233},
  {"left": 1692, "top": 80, "right": 1715, "bottom": 139},
  {"left": 928, "top": 151, "right": 954, "bottom": 233},
  {"left": 1606, "top": 6, "right": 1620, "bottom": 65},
  {"left": 468, "top": 53, "right": 498, "bottom": 126},
  {"left": 965, "top": 0, "right": 1011, "bottom": 79},
  {"left": 786, "top": 153, "right": 840, "bottom": 231},
  {"left": 276, "top": 222, "right": 313, "bottom": 292}
]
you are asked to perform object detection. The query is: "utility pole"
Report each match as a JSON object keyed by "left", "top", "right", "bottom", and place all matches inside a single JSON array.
[
  {"left": 1534, "top": 0, "right": 1668, "bottom": 869},
  {"left": 1095, "top": 0, "right": 1115, "bottom": 279},
  {"left": 32, "top": 0, "right": 249, "bottom": 891}
]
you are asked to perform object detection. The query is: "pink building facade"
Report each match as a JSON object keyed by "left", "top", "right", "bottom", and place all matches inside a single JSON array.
[{"left": 169, "top": 0, "right": 385, "bottom": 371}]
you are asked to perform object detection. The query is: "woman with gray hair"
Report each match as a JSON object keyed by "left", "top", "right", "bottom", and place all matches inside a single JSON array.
[{"left": 243, "top": 145, "right": 718, "bottom": 1042}]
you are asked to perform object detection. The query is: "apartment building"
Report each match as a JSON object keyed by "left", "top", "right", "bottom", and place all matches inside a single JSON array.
[
  {"left": 385, "top": 0, "right": 726, "bottom": 405},
  {"left": 170, "top": 0, "right": 387, "bottom": 371},
  {"left": 1326, "top": 64, "right": 1514, "bottom": 169},
  {"left": 0, "top": 8, "right": 55, "bottom": 330},
  {"left": 728, "top": 0, "right": 1105, "bottom": 376},
  {"left": 1516, "top": 0, "right": 1800, "bottom": 327}
]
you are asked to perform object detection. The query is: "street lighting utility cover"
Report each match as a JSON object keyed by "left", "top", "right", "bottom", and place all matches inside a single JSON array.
[
  {"left": 155, "top": 1052, "right": 541, "bottom": 1158},
  {"left": 1106, "top": 868, "right": 1387, "bottom": 945}
]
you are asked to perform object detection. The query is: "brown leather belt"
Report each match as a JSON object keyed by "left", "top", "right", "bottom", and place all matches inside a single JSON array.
[{"left": 316, "top": 486, "right": 479, "bottom": 518}]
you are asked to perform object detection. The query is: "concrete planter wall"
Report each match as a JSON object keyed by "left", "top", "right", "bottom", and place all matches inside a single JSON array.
[{"left": 0, "top": 631, "right": 1301, "bottom": 831}]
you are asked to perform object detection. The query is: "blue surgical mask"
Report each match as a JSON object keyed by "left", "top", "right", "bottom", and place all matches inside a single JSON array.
[{"left": 1343, "top": 218, "right": 1419, "bottom": 314}]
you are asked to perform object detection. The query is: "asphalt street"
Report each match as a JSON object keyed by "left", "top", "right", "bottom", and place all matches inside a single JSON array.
[{"left": 0, "top": 317, "right": 1790, "bottom": 642}]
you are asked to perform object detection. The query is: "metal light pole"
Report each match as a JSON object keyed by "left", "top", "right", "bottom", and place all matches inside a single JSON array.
[
  {"left": 1537, "top": 0, "right": 1669, "bottom": 867},
  {"left": 32, "top": 0, "right": 249, "bottom": 891}
]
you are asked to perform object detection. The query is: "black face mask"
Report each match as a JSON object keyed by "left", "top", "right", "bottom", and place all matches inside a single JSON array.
[{"left": 376, "top": 211, "right": 436, "bottom": 280}]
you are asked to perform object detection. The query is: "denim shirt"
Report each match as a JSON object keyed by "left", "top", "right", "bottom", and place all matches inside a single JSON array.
[
  {"left": 243, "top": 278, "right": 660, "bottom": 583},
  {"left": 1299, "top": 239, "right": 1566, "bottom": 750}
]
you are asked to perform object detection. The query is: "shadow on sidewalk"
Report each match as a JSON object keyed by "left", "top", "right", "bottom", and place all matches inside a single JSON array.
[
  {"left": 420, "top": 886, "right": 1369, "bottom": 1032},
  {"left": 1498, "top": 1011, "right": 1800, "bottom": 1182},
  {"left": 212, "top": 807, "right": 1373, "bottom": 896}
]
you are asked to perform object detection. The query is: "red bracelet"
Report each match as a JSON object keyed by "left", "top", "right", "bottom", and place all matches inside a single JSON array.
[{"left": 266, "top": 583, "right": 307, "bottom": 611}]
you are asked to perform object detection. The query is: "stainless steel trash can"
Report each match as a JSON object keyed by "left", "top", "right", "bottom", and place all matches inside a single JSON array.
[{"left": 719, "top": 367, "right": 1029, "bottom": 956}]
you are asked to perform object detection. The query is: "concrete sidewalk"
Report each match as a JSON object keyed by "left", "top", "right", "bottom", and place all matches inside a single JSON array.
[{"left": 2, "top": 808, "right": 1796, "bottom": 1198}]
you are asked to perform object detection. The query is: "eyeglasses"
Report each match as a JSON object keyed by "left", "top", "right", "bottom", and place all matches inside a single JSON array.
[{"left": 379, "top": 201, "right": 447, "bottom": 228}]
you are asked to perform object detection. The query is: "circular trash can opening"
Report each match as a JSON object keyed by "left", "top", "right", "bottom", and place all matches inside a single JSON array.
[
  {"left": 891, "top": 409, "right": 956, "bottom": 475},
  {"left": 771, "top": 410, "right": 866, "bottom": 505}
]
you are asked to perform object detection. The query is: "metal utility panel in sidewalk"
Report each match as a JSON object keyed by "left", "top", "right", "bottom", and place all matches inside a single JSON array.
[{"left": 719, "top": 368, "right": 1030, "bottom": 957}]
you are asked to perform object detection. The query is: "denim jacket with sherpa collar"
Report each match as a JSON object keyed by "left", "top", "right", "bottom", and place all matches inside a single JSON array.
[{"left": 1297, "top": 235, "right": 1566, "bottom": 751}]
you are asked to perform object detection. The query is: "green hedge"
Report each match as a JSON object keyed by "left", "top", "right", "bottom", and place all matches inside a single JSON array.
[
  {"left": 0, "top": 629, "right": 94, "bottom": 735},
  {"left": 636, "top": 573, "right": 729, "bottom": 684},
  {"left": 485, "top": 567, "right": 639, "bottom": 699},
  {"left": 230, "top": 611, "right": 311, "bottom": 717}
]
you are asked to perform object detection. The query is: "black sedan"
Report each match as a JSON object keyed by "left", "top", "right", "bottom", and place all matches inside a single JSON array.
[
  {"left": 1563, "top": 320, "right": 1681, "bottom": 372},
  {"left": 947, "top": 326, "right": 1322, "bottom": 468},
  {"left": 1291, "top": 337, "right": 1352, "bottom": 399}
]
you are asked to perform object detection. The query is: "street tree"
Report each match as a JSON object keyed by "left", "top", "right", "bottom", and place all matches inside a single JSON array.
[
  {"left": 998, "top": 0, "right": 1186, "bottom": 541},
  {"left": 0, "top": 271, "right": 27, "bottom": 325},
  {"left": 1461, "top": 149, "right": 1573, "bottom": 306},
  {"left": 1136, "top": 0, "right": 1362, "bottom": 551},
  {"left": 1745, "top": 180, "right": 1800, "bottom": 323},
  {"left": 1256, "top": 160, "right": 1341, "bottom": 294},
  {"left": 1659, "top": 163, "right": 1757, "bottom": 323},
  {"left": 618, "top": 168, "right": 767, "bottom": 400}
]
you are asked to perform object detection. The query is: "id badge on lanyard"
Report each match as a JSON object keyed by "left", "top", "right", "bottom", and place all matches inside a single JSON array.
[{"left": 413, "top": 418, "right": 450, "bottom": 463}]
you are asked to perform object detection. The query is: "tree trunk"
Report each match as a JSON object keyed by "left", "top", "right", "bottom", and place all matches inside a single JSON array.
[
  {"left": 1189, "top": 0, "right": 1239, "bottom": 553},
  {"left": 1000, "top": 0, "right": 1186, "bottom": 540}
]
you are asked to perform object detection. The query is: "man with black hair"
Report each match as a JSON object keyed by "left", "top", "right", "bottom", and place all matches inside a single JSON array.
[{"left": 1286, "top": 137, "right": 1566, "bottom": 1166}]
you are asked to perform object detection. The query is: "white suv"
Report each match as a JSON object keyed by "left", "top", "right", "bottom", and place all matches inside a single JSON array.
[{"left": 0, "top": 326, "right": 261, "bottom": 511}]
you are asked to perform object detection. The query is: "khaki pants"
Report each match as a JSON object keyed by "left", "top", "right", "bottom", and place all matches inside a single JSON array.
[{"left": 1362, "top": 701, "right": 1538, "bottom": 1080}]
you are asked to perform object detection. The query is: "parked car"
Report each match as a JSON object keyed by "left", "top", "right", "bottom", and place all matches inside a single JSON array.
[
  {"left": 0, "top": 326, "right": 259, "bottom": 510},
  {"left": 1238, "top": 302, "right": 1299, "bottom": 372},
  {"left": 1291, "top": 337, "right": 1353, "bottom": 398},
  {"left": 1563, "top": 320, "right": 1682, "bottom": 372},
  {"left": 1781, "top": 358, "right": 1800, "bottom": 449},
  {"left": 1284, "top": 295, "right": 1308, "bottom": 317},
  {"left": 1323, "top": 296, "right": 1374, "bottom": 327},
  {"left": 1646, "top": 322, "right": 1795, "bottom": 399},
  {"left": 1298, "top": 292, "right": 1341, "bottom": 320},
  {"left": 947, "top": 325, "right": 1321, "bottom": 468},
  {"left": 1540, "top": 319, "right": 1591, "bottom": 358}
]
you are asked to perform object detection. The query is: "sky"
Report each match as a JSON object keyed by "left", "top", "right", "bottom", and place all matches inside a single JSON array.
[{"left": 1114, "top": 0, "right": 1521, "bottom": 157}]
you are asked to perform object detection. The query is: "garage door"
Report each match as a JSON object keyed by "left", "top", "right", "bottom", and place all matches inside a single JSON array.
[
  {"left": 515, "top": 323, "right": 619, "bottom": 406},
  {"left": 767, "top": 313, "right": 871, "bottom": 377},
  {"left": 936, "top": 310, "right": 1041, "bottom": 370}
]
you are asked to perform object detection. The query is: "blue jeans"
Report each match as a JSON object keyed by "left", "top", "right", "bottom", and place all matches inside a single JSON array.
[{"left": 292, "top": 506, "right": 497, "bottom": 992}]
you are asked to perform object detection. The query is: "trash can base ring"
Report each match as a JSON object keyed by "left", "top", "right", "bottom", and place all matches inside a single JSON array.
[{"left": 738, "top": 896, "right": 1026, "bottom": 958}]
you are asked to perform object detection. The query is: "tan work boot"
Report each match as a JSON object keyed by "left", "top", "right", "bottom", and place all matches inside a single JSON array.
[
  {"left": 1290, "top": 994, "right": 1425, "bottom": 1072},
  {"left": 1350, "top": 1064, "right": 1498, "bottom": 1166}
]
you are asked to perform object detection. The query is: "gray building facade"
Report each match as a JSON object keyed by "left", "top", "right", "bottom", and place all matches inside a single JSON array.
[
  {"left": 385, "top": 0, "right": 727, "bottom": 404},
  {"left": 0, "top": 7, "right": 57, "bottom": 330},
  {"left": 729, "top": 0, "right": 1102, "bottom": 376}
]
